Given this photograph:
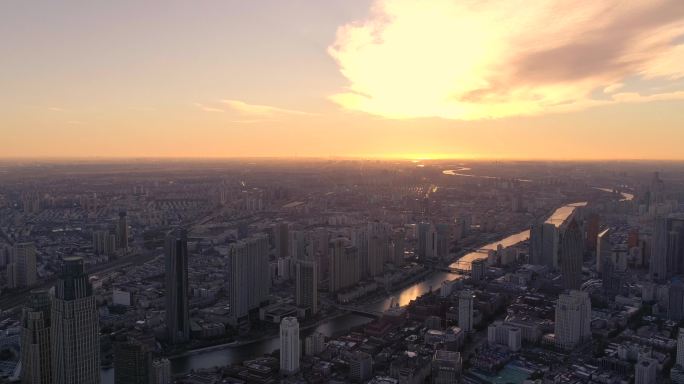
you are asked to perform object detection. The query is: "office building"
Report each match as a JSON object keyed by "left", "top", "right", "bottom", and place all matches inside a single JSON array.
[
  {"left": 433, "top": 223, "right": 450, "bottom": 261},
  {"left": 596, "top": 228, "right": 612, "bottom": 273},
  {"left": 555, "top": 290, "right": 591, "bottom": 350},
  {"left": 226, "top": 234, "right": 270, "bottom": 325},
  {"left": 418, "top": 223, "right": 431, "bottom": 260},
  {"left": 296, "top": 259, "right": 318, "bottom": 315},
  {"left": 114, "top": 339, "right": 152, "bottom": 384},
  {"left": 165, "top": 228, "right": 190, "bottom": 344},
  {"left": 274, "top": 222, "right": 290, "bottom": 259},
  {"left": 458, "top": 290, "right": 474, "bottom": 333},
  {"left": 368, "top": 235, "right": 386, "bottom": 277},
  {"left": 279, "top": 317, "right": 300, "bottom": 375},
  {"left": 51, "top": 257, "right": 100, "bottom": 384},
  {"left": 20, "top": 290, "right": 52, "bottom": 384}
]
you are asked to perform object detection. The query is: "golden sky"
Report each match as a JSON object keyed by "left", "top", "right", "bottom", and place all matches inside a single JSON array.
[{"left": 2, "top": 0, "right": 684, "bottom": 160}]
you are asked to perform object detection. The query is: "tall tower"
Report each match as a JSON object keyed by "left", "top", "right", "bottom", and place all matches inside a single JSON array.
[
  {"left": 328, "top": 239, "right": 360, "bottom": 294},
  {"left": 458, "top": 290, "right": 474, "bottom": 333},
  {"left": 226, "top": 234, "right": 270, "bottom": 325},
  {"left": 165, "top": 228, "right": 190, "bottom": 344},
  {"left": 554, "top": 290, "right": 591, "bottom": 350},
  {"left": 295, "top": 259, "right": 318, "bottom": 315},
  {"left": 560, "top": 219, "right": 583, "bottom": 290},
  {"left": 117, "top": 211, "right": 129, "bottom": 252},
  {"left": 279, "top": 317, "right": 300, "bottom": 375},
  {"left": 20, "top": 290, "right": 52, "bottom": 384},
  {"left": 114, "top": 339, "right": 152, "bottom": 384},
  {"left": 51, "top": 257, "right": 100, "bottom": 384}
]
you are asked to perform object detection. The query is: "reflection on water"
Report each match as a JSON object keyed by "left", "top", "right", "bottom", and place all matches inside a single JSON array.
[{"left": 595, "top": 187, "right": 634, "bottom": 201}]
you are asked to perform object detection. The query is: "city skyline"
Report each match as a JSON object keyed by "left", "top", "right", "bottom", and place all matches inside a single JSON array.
[{"left": 3, "top": 0, "right": 684, "bottom": 160}]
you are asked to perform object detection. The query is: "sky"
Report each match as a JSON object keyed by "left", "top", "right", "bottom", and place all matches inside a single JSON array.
[{"left": 2, "top": 0, "right": 684, "bottom": 160}]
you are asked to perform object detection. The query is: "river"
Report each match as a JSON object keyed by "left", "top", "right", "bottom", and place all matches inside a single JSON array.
[{"left": 100, "top": 171, "right": 604, "bottom": 382}]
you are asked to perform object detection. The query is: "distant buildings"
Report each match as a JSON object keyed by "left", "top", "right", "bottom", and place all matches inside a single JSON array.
[
  {"left": 51, "top": 257, "right": 100, "bottom": 383},
  {"left": 117, "top": 211, "right": 129, "bottom": 253},
  {"left": 165, "top": 228, "right": 190, "bottom": 344},
  {"left": 458, "top": 290, "right": 474, "bottom": 333},
  {"left": 20, "top": 290, "right": 52, "bottom": 384},
  {"left": 226, "top": 234, "right": 270, "bottom": 325},
  {"left": 279, "top": 317, "right": 300, "bottom": 375},
  {"left": 555, "top": 290, "right": 591, "bottom": 350}
]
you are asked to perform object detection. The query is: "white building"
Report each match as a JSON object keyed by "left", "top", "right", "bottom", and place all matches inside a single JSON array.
[
  {"left": 458, "top": 290, "right": 474, "bottom": 333},
  {"left": 555, "top": 290, "right": 591, "bottom": 350},
  {"left": 487, "top": 321, "right": 522, "bottom": 351},
  {"left": 280, "top": 317, "right": 300, "bottom": 375}
]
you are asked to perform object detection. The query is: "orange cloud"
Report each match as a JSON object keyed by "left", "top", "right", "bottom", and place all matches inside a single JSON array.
[{"left": 329, "top": 0, "right": 684, "bottom": 120}]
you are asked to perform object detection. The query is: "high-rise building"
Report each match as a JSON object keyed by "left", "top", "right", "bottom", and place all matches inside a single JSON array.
[
  {"left": 151, "top": 359, "right": 171, "bottom": 384},
  {"left": 392, "top": 229, "right": 405, "bottom": 267},
  {"left": 554, "top": 290, "right": 591, "bottom": 350},
  {"left": 669, "top": 282, "right": 684, "bottom": 321},
  {"left": 596, "top": 228, "right": 612, "bottom": 273},
  {"left": 274, "top": 222, "right": 290, "bottom": 259},
  {"left": 431, "top": 350, "right": 462, "bottom": 384},
  {"left": 165, "top": 228, "right": 190, "bottom": 344},
  {"left": 650, "top": 216, "right": 684, "bottom": 281},
  {"left": 433, "top": 223, "right": 450, "bottom": 261},
  {"left": 289, "top": 230, "right": 307, "bottom": 261},
  {"left": 635, "top": 358, "right": 657, "bottom": 384},
  {"left": 418, "top": 223, "right": 431, "bottom": 260},
  {"left": 114, "top": 339, "right": 152, "bottom": 384},
  {"left": 677, "top": 328, "right": 684, "bottom": 367},
  {"left": 348, "top": 351, "right": 373, "bottom": 382},
  {"left": 368, "top": 235, "right": 386, "bottom": 277},
  {"left": 226, "top": 234, "right": 270, "bottom": 324},
  {"left": 304, "top": 332, "right": 325, "bottom": 356},
  {"left": 585, "top": 214, "right": 600, "bottom": 252},
  {"left": 279, "top": 317, "right": 300, "bottom": 375},
  {"left": 559, "top": 219, "right": 583, "bottom": 290},
  {"left": 471, "top": 258, "right": 486, "bottom": 282},
  {"left": 329, "top": 239, "right": 360, "bottom": 293},
  {"left": 530, "top": 222, "right": 559, "bottom": 267},
  {"left": 117, "top": 211, "right": 129, "bottom": 252},
  {"left": 458, "top": 290, "right": 474, "bottom": 333},
  {"left": 51, "top": 257, "right": 100, "bottom": 384},
  {"left": 295, "top": 259, "right": 318, "bottom": 315},
  {"left": 93, "top": 230, "right": 117, "bottom": 256},
  {"left": 20, "top": 290, "right": 52, "bottom": 384},
  {"left": 8, "top": 242, "right": 37, "bottom": 289}
]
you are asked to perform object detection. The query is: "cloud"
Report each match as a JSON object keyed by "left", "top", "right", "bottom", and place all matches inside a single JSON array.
[
  {"left": 193, "top": 103, "right": 225, "bottom": 113},
  {"left": 328, "top": 0, "right": 684, "bottom": 120},
  {"left": 220, "top": 99, "right": 316, "bottom": 117}
]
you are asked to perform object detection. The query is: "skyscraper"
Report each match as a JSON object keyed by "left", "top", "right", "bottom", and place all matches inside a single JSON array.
[
  {"left": 471, "top": 258, "right": 486, "bottom": 282},
  {"left": 458, "top": 290, "right": 474, "bottom": 333},
  {"left": 151, "top": 359, "right": 171, "bottom": 384},
  {"left": 8, "top": 242, "right": 37, "bottom": 289},
  {"left": 635, "top": 358, "right": 657, "bottom": 384},
  {"left": 368, "top": 235, "right": 386, "bottom": 277},
  {"left": 226, "top": 234, "right": 270, "bottom": 325},
  {"left": 51, "top": 257, "right": 100, "bottom": 384},
  {"left": 114, "top": 339, "right": 152, "bottom": 384},
  {"left": 20, "top": 290, "right": 52, "bottom": 384},
  {"left": 554, "top": 290, "right": 591, "bottom": 350},
  {"left": 677, "top": 328, "right": 684, "bottom": 367},
  {"left": 295, "top": 259, "right": 318, "bottom": 315},
  {"left": 165, "top": 228, "right": 190, "bottom": 344},
  {"left": 433, "top": 223, "right": 450, "bottom": 261},
  {"left": 596, "top": 228, "right": 612, "bottom": 273},
  {"left": 329, "top": 239, "right": 360, "bottom": 293},
  {"left": 279, "top": 317, "right": 300, "bottom": 375},
  {"left": 529, "top": 222, "right": 559, "bottom": 268},
  {"left": 274, "top": 222, "right": 290, "bottom": 259},
  {"left": 559, "top": 219, "right": 583, "bottom": 290},
  {"left": 392, "top": 229, "right": 405, "bottom": 266},
  {"left": 650, "top": 216, "right": 684, "bottom": 281},
  {"left": 117, "top": 211, "right": 129, "bottom": 252},
  {"left": 418, "top": 223, "right": 431, "bottom": 260}
]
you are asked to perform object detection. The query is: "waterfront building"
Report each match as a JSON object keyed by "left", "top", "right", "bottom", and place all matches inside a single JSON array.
[{"left": 279, "top": 317, "right": 300, "bottom": 375}]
